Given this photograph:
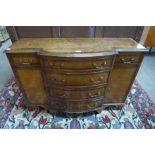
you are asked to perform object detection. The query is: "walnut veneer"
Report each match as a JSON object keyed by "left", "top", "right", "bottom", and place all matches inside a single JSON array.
[{"left": 5, "top": 38, "right": 148, "bottom": 113}]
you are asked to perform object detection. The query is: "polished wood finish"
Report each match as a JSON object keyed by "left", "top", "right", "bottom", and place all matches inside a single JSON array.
[
  {"left": 15, "top": 68, "right": 47, "bottom": 106},
  {"left": 42, "top": 56, "right": 113, "bottom": 69},
  {"left": 5, "top": 38, "right": 148, "bottom": 113},
  {"left": 11, "top": 54, "right": 40, "bottom": 66},
  {"left": 6, "top": 51, "right": 48, "bottom": 110},
  {"left": 50, "top": 86, "right": 106, "bottom": 100},
  {"left": 10, "top": 38, "right": 144, "bottom": 52},
  {"left": 105, "top": 52, "right": 144, "bottom": 103},
  {"left": 47, "top": 71, "right": 109, "bottom": 86},
  {"left": 40, "top": 54, "right": 115, "bottom": 113}
]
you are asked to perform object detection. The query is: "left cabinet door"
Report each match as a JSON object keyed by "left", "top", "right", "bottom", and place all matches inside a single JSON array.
[
  {"left": 15, "top": 68, "right": 47, "bottom": 107},
  {"left": 6, "top": 53, "right": 48, "bottom": 109}
]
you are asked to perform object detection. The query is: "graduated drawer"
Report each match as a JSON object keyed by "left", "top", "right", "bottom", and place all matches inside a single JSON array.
[
  {"left": 43, "top": 56, "right": 114, "bottom": 70},
  {"left": 46, "top": 71, "right": 109, "bottom": 86},
  {"left": 50, "top": 86, "right": 106, "bottom": 100},
  {"left": 10, "top": 54, "right": 40, "bottom": 67},
  {"left": 49, "top": 97, "right": 104, "bottom": 113}
]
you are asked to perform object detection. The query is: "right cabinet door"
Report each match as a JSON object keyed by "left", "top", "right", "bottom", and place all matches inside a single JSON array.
[{"left": 105, "top": 52, "right": 144, "bottom": 103}]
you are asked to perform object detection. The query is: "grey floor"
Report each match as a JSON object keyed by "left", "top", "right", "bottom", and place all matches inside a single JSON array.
[
  {"left": 0, "top": 40, "right": 155, "bottom": 103},
  {"left": 136, "top": 53, "right": 155, "bottom": 103},
  {"left": 0, "top": 39, "right": 13, "bottom": 90}
]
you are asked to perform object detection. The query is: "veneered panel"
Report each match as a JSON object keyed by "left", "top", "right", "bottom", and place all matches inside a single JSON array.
[{"left": 16, "top": 68, "right": 47, "bottom": 106}]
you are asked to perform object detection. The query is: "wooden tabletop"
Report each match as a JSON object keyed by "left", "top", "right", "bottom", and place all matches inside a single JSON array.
[{"left": 9, "top": 38, "right": 146, "bottom": 53}]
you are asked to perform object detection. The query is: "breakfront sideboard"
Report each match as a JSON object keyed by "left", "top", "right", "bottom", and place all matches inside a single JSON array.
[{"left": 5, "top": 38, "right": 148, "bottom": 113}]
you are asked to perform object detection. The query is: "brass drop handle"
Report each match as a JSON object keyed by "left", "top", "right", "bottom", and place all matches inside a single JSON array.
[
  {"left": 57, "top": 92, "right": 66, "bottom": 97},
  {"left": 88, "top": 91, "right": 101, "bottom": 98},
  {"left": 88, "top": 102, "right": 98, "bottom": 109},
  {"left": 92, "top": 62, "right": 107, "bottom": 69},
  {"left": 90, "top": 78, "right": 100, "bottom": 83},
  {"left": 92, "top": 63, "right": 101, "bottom": 69},
  {"left": 101, "top": 61, "right": 107, "bottom": 66},
  {"left": 121, "top": 58, "right": 136, "bottom": 64},
  {"left": 88, "top": 92, "right": 97, "bottom": 98},
  {"left": 92, "top": 63, "right": 97, "bottom": 69},
  {"left": 19, "top": 59, "right": 33, "bottom": 65},
  {"left": 90, "top": 76, "right": 104, "bottom": 83}
]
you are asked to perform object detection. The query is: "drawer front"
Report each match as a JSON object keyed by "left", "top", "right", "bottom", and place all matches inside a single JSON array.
[
  {"left": 115, "top": 53, "right": 142, "bottom": 64},
  {"left": 49, "top": 97, "right": 104, "bottom": 113},
  {"left": 67, "top": 99, "right": 103, "bottom": 112},
  {"left": 49, "top": 99, "right": 68, "bottom": 111},
  {"left": 43, "top": 56, "right": 114, "bottom": 70},
  {"left": 50, "top": 86, "right": 106, "bottom": 100},
  {"left": 46, "top": 71, "right": 109, "bottom": 86},
  {"left": 11, "top": 54, "right": 40, "bottom": 66}
]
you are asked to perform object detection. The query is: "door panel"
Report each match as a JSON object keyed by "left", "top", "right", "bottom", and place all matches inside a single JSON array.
[
  {"left": 15, "top": 68, "right": 47, "bottom": 106},
  {"left": 105, "top": 53, "right": 143, "bottom": 103},
  {"left": 105, "top": 65, "right": 137, "bottom": 103}
]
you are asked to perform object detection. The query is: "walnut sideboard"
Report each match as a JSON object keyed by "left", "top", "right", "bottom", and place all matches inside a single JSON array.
[{"left": 5, "top": 38, "right": 148, "bottom": 113}]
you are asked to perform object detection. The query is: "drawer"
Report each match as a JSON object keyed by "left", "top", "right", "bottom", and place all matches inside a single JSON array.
[
  {"left": 43, "top": 56, "right": 114, "bottom": 70},
  {"left": 49, "top": 99, "right": 68, "bottom": 111},
  {"left": 115, "top": 53, "right": 142, "bottom": 64},
  {"left": 50, "top": 86, "right": 106, "bottom": 100},
  {"left": 67, "top": 99, "right": 103, "bottom": 112},
  {"left": 49, "top": 97, "right": 104, "bottom": 113},
  {"left": 46, "top": 71, "right": 109, "bottom": 86},
  {"left": 11, "top": 54, "right": 40, "bottom": 66}
]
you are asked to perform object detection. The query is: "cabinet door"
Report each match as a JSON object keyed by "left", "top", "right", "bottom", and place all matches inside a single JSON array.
[
  {"left": 15, "top": 67, "right": 47, "bottom": 108},
  {"left": 105, "top": 53, "right": 143, "bottom": 103}
]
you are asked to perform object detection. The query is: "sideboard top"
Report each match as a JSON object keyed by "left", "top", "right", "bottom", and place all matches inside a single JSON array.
[{"left": 9, "top": 38, "right": 147, "bottom": 53}]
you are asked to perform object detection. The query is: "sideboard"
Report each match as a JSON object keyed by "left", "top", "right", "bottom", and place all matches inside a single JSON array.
[{"left": 5, "top": 38, "right": 148, "bottom": 113}]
